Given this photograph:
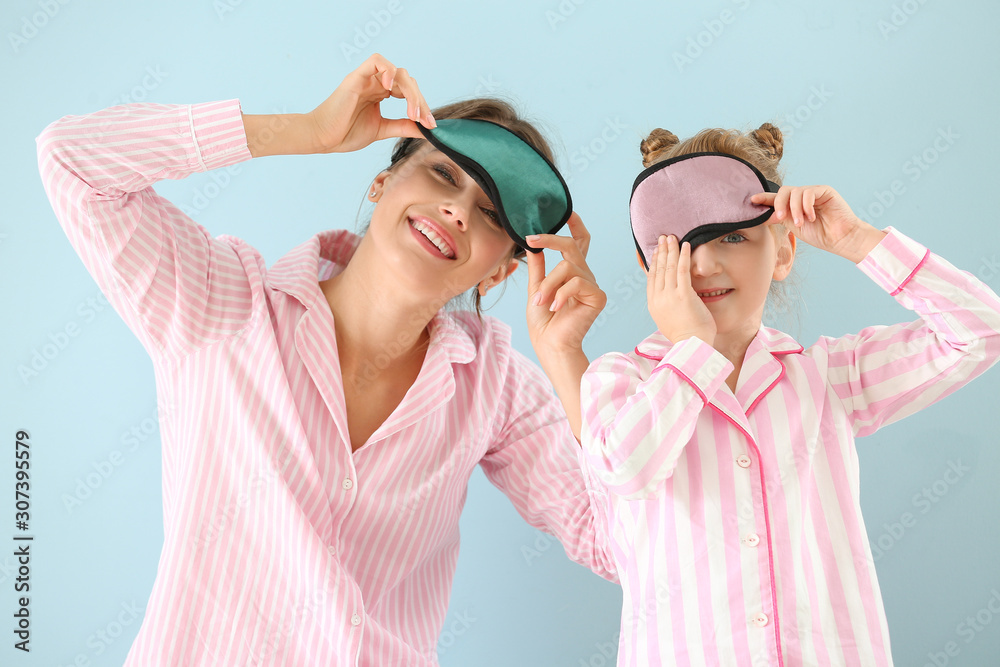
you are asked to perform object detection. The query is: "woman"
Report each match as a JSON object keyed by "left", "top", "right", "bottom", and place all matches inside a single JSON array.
[{"left": 38, "top": 54, "right": 614, "bottom": 665}]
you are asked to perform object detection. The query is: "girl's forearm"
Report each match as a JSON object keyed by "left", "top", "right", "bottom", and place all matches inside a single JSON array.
[{"left": 843, "top": 224, "right": 889, "bottom": 264}]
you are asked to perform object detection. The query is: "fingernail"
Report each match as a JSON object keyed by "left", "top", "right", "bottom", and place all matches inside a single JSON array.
[
  {"left": 549, "top": 301, "right": 558, "bottom": 312},
  {"left": 427, "top": 111, "right": 437, "bottom": 128},
  {"left": 532, "top": 292, "right": 542, "bottom": 306},
  {"left": 526, "top": 235, "right": 540, "bottom": 243}
]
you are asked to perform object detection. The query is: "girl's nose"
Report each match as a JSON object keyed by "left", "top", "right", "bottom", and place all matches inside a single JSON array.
[{"left": 690, "top": 242, "right": 721, "bottom": 277}]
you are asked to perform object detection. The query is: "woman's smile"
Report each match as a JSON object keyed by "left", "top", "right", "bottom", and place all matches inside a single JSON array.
[{"left": 408, "top": 215, "right": 457, "bottom": 259}]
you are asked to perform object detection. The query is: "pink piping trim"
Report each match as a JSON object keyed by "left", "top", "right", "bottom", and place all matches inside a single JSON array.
[
  {"left": 654, "top": 363, "right": 708, "bottom": 404},
  {"left": 634, "top": 346, "right": 662, "bottom": 361},
  {"left": 745, "top": 358, "right": 787, "bottom": 416},
  {"left": 707, "top": 404, "right": 786, "bottom": 666},
  {"left": 890, "top": 248, "right": 931, "bottom": 296}
]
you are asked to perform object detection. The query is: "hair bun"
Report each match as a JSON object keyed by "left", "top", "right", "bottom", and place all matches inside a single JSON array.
[
  {"left": 750, "top": 123, "right": 783, "bottom": 161},
  {"left": 640, "top": 128, "right": 680, "bottom": 167}
]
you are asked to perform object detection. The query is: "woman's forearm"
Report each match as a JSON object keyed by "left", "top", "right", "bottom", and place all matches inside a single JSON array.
[
  {"left": 537, "top": 347, "right": 591, "bottom": 441},
  {"left": 242, "top": 112, "right": 320, "bottom": 157}
]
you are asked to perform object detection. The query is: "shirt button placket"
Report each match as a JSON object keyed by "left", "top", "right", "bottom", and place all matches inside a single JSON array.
[{"left": 351, "top": 613, "right": 362, "bottom": 627}]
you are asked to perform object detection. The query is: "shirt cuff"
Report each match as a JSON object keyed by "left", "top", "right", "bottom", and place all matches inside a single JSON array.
[
  {"left": 857, "top": 226, "right": 931, "bottom": 296},
  {"left": 652, "top": 336, "right": 733, "bottom": 404},
  {"left": 188, "top": 99, "right": 253, "bottom": 172}
]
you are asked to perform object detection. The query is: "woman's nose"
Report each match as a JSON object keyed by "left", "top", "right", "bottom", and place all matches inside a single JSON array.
[{"left": 440, "top": 202, "right": 468, "bottom": 230}]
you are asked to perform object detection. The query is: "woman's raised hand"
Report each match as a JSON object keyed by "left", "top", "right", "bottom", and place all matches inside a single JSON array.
[
  {"left": 244, "top": 53, "right": 435, "bottom": 157},
  {"left": 525, "top": 213, "right": 606, "bottom": 355},
  {"left": 525, "top": 212, "right": 606, "bottom": 440},
  {"left": 647, "top": 235, "right": 716, "bottom": 346},
  {"left": 752, "top": 185, "right": 887, "bottom": 263},
  {"left": 309, "top": 53, "right": 435, "bottom": 153}
]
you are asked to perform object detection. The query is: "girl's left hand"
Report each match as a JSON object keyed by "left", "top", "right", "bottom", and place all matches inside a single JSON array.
[
  {"left": 525, "top": 213, "right": 607, "bottom": 354},
  {"left": 752, "top": 185, "right": 887, "bottom": 263}
]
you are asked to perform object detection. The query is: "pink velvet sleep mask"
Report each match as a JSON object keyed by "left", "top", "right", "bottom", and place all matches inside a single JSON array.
[{"left": 630, "top": 152, "right": 780, "bottom": 269}]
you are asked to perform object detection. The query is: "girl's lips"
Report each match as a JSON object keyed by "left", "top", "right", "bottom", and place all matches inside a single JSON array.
[{"left": 697, "top": 288, "right": 733, "bottom": 302}]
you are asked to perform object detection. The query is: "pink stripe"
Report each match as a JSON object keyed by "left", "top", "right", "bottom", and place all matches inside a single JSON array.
[
  {"left": 746, "top": 438, "right": 785, "bottom": 666},
  {"left": 819, "top": 439, "right": 890, "bottom": 662},
  {"left": 805, "top": 461, "right": 864, "bottom": 665},
  {"left": 684, "top": 438, "right": 717, "bottom": 659},
  {"left": 713, "top": 417, "right": 752, "bottom": 662},
  {"left": 783, "top": 378, "right": 835, "bottom": 666},
  {"left": 661, "top": 488, "right": 690, "bottom": 666}
]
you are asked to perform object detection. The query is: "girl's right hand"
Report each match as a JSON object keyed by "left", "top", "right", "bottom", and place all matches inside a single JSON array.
[
  {"left": 647, "top": 235, "right": 716, "bottom": 346},
  {"left": 308, "top": 53, "right": 435, "bottom": 154}
]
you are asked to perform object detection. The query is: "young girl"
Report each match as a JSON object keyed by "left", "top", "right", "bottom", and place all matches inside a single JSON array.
[
  {"left": 578, "top": 125, "right": 1000, "bottom": 666},
  {"left": 37, "top": 54, "right": 613, "bottom": 665}
]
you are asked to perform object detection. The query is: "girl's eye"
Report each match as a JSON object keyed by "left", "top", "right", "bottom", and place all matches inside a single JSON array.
[
  {"left": 433, "top": 164, "right": 457, "bottom": 184},
  {"left": 721, "top": 232, "right": 747, "bottom": 244}
]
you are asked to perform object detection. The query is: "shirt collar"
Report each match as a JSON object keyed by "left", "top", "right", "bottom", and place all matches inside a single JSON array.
[
  {"left": 634, "top": 324, "right": 803, "bottom": 361},
  {"left": 267, "top": 229, "right": 477, "bottom": 366}
]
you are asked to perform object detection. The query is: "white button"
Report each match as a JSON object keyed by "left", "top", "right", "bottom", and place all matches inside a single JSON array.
[
  {"left": 343, "top": 478, "right": 354, "bottom": 490},
  {"left": 736, "top": 455, "right": 752, "bottom": 468},
  {"left": 752, "top": 612, "right": 769, "bottom": 627},
  {"left": 351, "top": 613, "right": 362, "bottom": 626},
  {"left": 744, "top": 533, "right": 760, "bottom": 547},
  {"left": 327, "top": 545, "right": 336, "bottom": 556}
]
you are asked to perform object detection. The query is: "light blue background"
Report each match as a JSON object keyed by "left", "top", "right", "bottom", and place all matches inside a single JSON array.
[{"left": 3, "top": 0, "right": 999, "bottom": 665}]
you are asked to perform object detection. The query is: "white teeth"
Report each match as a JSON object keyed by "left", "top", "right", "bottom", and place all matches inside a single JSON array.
[
  {"left": 410, "top": 219, "right": 454, "bottom": 258},
  {"left": 699, "top": 289, "right": 730, "bottom": 297}
]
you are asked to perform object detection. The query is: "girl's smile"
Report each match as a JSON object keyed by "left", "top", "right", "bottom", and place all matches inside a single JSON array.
[{"left": 696, "top": 288, "right": 733, "bottom": 302}]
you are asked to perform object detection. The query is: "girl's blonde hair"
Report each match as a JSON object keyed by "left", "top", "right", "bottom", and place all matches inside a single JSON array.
[{"left": 639, "top": 123, "right": 797, "bottom": 322}]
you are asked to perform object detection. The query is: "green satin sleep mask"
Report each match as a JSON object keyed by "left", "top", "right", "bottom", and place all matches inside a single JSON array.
[{"left": 417, "top": 119, "right": 573, "bottom": 253}]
